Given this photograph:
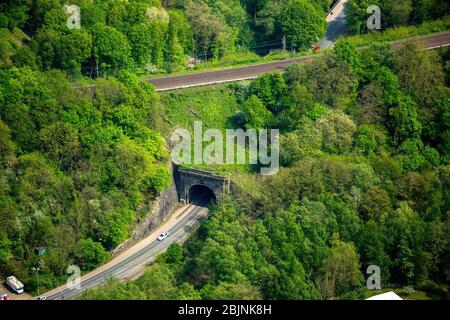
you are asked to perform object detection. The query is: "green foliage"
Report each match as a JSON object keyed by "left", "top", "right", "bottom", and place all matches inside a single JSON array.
[
  {"left": 360, "top": 186, "right": 392, "bottom": 220},
  {"left": 128, "top": 23, "right": 153, "bottom": 66},
  {"left": 285, "top": 54, "right": 358, "bottom": 109},
  {"left": 77, "top": 238, "right": 109, "bottom": 271},
  {"left": 185, "top": 1, "right": 234, "bottom": 61},
  {"left": 241, "top": 95, "right": 272, "bottom": 129},
  {"left": 316, "top": 110, "right": 357, "bottom": 154},
  {"left": 136, "top": 263, "right": 179, "bottom": 299},
  {"left": 38, "top": 121, "right": 81, "bottom": 170},
  {"left": 389, "top": 95, "right": 422, "bottom": 143},
  {"left": 58, "top": 29, "right": 92, "bottom": 75},
  {"left": 208, "top": 282, "right": 263, "bottom": 300},
  {"left": 306, "top": 103, "right": 328, "bottom": 121},
  {"left": 346, "top": 0, "right": 449, "bottom": 34},
  {"left": 1, "top": 0, "right": 450, "bottom": 301},
  {"left": 247, "top": 72, "right": 288, "bottom": 114},
  {"left": 280, "top": 0, "right": 326, "bottom": 50},
  {"left": 33, "top": 28, "right": 61, "bottom": 70},
  {"left": 316, "top": 236, "right": 363, "bottom": 299},
  {"left": 397, "top": 138, "right": 426, "bottom": 172},
  {"left": 356, "top": 124, "right": 389, "bottom": 155},
  {"left": 12, "top": 45, "right": 38, "bottom": 70},
  {"left": 92, "top": 23, "right": 132, "bottom": 70},
  {"left": 0, "top": 66, "right": 170, "bottom": 290},
  {"left": 164, "top": 243, "right": 183, "bottom": 264},
  {"left": 280, "top": 118, "right": 323, "bottom": 166}
]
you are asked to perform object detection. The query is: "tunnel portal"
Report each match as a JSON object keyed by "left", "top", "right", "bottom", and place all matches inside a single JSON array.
[
  {"left": 175, "top": 168, "right": 230, "bottom": 205},
  {"left": 187, "top": 184, "right": 216, "bottom": 206}
]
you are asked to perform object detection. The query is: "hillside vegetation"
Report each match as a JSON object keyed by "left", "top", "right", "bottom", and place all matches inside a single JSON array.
[
  {"left": 0, "top": 69, "right": 171, "bottom": 293},
  {"left": 0, "top": 0, "right": 331, "bottom": 76},
  {"left": 0, "top": 0, "right": 449, "bottom": 299},
  {"left": 1, "top": 1, "right": 448, "bottom": 77},
  {"left": 82, "top": 41, "right": 450, "bottom": 300}
]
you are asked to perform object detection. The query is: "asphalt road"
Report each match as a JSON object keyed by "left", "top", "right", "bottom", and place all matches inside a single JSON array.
[
  {"left": 146, "top": 31, "right": 450, "bottom": 92},
  {"left": 320, "top": 2, "right": 348, "bottom": 49},
  {"left": 44, "top": 202, "right": 209, "bottom": 300}
]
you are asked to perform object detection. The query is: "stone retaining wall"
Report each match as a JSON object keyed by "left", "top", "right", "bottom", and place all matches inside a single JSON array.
[{"left": 111, "top": 182, "right": 179, "bottom": 257}]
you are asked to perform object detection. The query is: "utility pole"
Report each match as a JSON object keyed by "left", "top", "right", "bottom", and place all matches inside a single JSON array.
[
  {"left": 282, "top": 35, "right": 286, "bottom": 59},
  {"left": 32, "top": 266, "right": 40, "bottom": 296}
]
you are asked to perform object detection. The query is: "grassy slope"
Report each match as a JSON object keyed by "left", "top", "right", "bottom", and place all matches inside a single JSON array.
[
  {"left": 155, "top": 17, "right": 450, "bottom": 178},
  {"left": 159, "top": 84, "right": 260, "bottom": 175},
  {"left": 160, "top": 84, "right": 241, "bottom": 133}
]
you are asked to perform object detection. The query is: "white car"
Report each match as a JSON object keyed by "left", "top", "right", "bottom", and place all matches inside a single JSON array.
[
  {"left": 37, "top": 296, "right": 47, "bottom": 300},
  {"left": 157, "top": 232, "right": 170, "bottom": 241}
]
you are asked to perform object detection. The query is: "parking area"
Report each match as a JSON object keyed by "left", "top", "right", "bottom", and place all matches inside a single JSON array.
[{"left": 0, "top": 281, "right": 33, "bottom": 300}]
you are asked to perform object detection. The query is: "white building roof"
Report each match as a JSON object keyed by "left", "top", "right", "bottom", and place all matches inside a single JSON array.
[{"left": 366, "top": 291, "right": 403, "bottom": 300}]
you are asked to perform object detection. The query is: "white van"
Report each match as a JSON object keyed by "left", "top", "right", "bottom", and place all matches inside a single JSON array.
[{"left": 6, "top": 276, "right": 24, "bottom": 294}]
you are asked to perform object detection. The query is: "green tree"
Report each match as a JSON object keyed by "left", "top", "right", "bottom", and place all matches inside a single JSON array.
[
  {"left": 164, "top": 243, "right": 183, "bottom": 264},
  {"left": 280, "top": 0, "right": 326, "bottom": 50},
  {"left": 33, "top": 28, "right": 61, "bottom": 70},
  {"left": 38, "top": 122, "right": 81, "bottom": 171},
  {"left": 128, "top": 23, "right": 153, "bottom": 66},
  {"left": 164, "top": 10, "right": 190, "bottom": 67},
  {"left": 241, "top": 95, "right": 272, "bottom": 129},
  {"left": 389, "top": 95, "right": 422, "bottom": 143},
  {"left": 397, "top": 138, "right": 425, "bottom": 172},
  {"left": 316, "top": 236, "right": 362, "bottom": 299},
  {"left": 360, "top": 186, "right": 392, "bottom": 220},
  {"left": 92, "top": 23, "right": 131, "bottom": 72},
  {"left": 12, "top": 45, "right": 38, "bottom": 70},
  {"left": 77, "top": 238, "right": 109, "bottom": 271},
  {"left": 136, "top": 264, "right": 178, "bottom": 300},
  {"left": 58, "top": 29, "right": 92, "bottom": 75},
  {"left": 185, "top": 1, "right": 232, "bottom": 60},
  {"left": 209, "top": 282, "right": 262, "bottom": 300},
  {"left": 355, "top": 124, "right": 388, "bottom": 155},
  {"left": 316, "top": 110, "right": 357, "bottom": 154}
]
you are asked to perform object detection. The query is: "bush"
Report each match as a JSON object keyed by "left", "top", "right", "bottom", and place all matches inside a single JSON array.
[{"left": 77, "top": 238, "right": 109, "bottom": 271}]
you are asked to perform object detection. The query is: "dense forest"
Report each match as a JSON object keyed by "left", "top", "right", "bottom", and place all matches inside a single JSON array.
[
  {"left": 0, "top": 0, "right": 333, "bottom": 75},
  {"left": 0, "top": 68, "right": 172, "bottom": 291},
  {"left": 82, "top": 41, "right": 450, "bottom": 299},
  {"left": 347, "top": 0, "right": 450, "bottom": 34},
  {"left": 0, "top": 0, "right": 449, "bottom": 299},
  {"left": 1, "top": 1, "right": 448, "bottom": 74}
]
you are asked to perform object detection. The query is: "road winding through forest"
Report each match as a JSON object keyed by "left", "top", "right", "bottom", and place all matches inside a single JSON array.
[
  {"left": 42, "top": 200, "right": 209, "bottom": 300},
  {"left": 40, "top": 3, "right": 450, "bottom": 299}
]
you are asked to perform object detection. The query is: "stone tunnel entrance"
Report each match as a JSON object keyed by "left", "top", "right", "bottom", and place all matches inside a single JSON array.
[
  {"left": 174, "top": 167, "right": 231, "bottom": 205},
  {"left": 187, "top": 184, "right": 216, "bottom": 206}
]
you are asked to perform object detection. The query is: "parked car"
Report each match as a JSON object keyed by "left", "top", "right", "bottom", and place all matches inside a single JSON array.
[
  {"left": 157, "top": 232, "right": 170, "bottom": 241},
  {"left": 37, "top": 296, "right": 47, "bottom": 300}
]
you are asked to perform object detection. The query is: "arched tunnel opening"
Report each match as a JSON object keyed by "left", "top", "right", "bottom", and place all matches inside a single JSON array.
[{"left": 187, "top": 185, "right": 216, "bottom": 207}]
